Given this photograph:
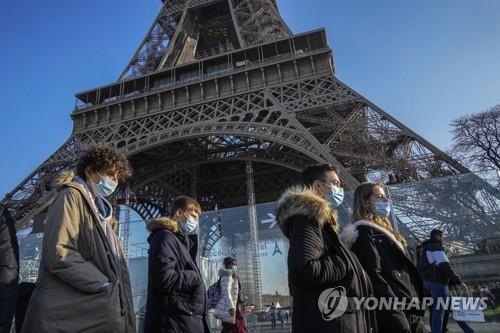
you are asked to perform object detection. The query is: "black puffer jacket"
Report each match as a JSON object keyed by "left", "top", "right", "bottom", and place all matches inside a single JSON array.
[
  {"left": 0, "top": 204, "right": 19, "bottom": 333},
  {"left": 277, "top": 187, "right": 376, "bottom": 333},
  {"left": 418, "top": 239, "right": 461, "bottom": 285},
  {"left": 144, "top": 217, "right": 209, "bottom": 333},
  {"left": 341, "top": 220, "right": 426, "bottom": 333}
]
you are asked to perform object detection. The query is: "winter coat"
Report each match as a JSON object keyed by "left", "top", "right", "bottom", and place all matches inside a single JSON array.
[
  {"left": 277, "top": 187, "right": 376, "bottom": 333},
  {"left": 0, "top": 204, "right": 19, "bottom": 333},
  {"left": 418, "top": 238, "right": 461, "bottom": 285},
  {"left": 144, "top": 217, "right": 209, "bottom": 333},
  {"left": 214, "top": 268, "right": 239, "bottom": 324},
  {"left": 15, "top": 282, "right": 35, "bottom": 333},
  {"left": 21, "top": 171, "right": 135, "bottom": 333},
  {"left": 341, "top": 219, "right": 425, "bottom": 333}
]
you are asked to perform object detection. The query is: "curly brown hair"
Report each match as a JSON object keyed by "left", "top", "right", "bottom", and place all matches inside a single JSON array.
[{"left": 75, "top": 144, "right": 132, "bottom": 181}]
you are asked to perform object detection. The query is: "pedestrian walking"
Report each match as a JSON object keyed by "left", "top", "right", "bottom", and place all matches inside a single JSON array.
[
  {"left": 144, "top": 196, "right": 210, "bottom": 333},
  {"left": 341, "top": 182, "right": 426, "bottom": 333},
  {"left": 277, "top": 164, "right": 376, "bottom": 333},
  {"left": 214, "top": 257, "right": 248, "bottom": 333},
  {"left": 21, "top": 144, "right": 135, "bottom": 333}
]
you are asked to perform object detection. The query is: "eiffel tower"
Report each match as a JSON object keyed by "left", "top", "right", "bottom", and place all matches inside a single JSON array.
[{"left": 3, "top": 0, "right": 500, "bottom": 307}]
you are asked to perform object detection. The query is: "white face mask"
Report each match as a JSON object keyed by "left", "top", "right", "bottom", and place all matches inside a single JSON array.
[
  {"left": 92, "top": 173, "right": 118, "bottom": 197},
  {"left": 232, "top": 266, "right": 238, "bottom": 273},
  {"left": 370, "top": 200, "right": 391, "bottom": 218},
  {"left": 326, "top": 184, "right": 344, "bottom": 208},
  {"left": 318, "top": 180, "right": 344, "bottom": 208},
  {"left": 180, "top": 212, "right": 198, "bottom": 234}
]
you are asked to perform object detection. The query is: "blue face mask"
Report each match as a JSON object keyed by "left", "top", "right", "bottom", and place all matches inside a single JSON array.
[
  {"left": 372, "top": 201, "right": 391, "bottom": 218},
  {"left": 326, "top": 185, "right": 344, "bottom": 209},
  {"left": 92, "top": 174, "right": 118, "bottom": 197},
  {"left": 181, "top": 214, "right": 198, "bottom": 234}
]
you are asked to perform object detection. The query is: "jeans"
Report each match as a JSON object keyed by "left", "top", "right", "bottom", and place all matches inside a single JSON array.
[
  {"left": 424, "top": 280, "right": 450, "bottom": 333},
  {"left": 425, "top": 281, "right": 475, "bottom": 333}
]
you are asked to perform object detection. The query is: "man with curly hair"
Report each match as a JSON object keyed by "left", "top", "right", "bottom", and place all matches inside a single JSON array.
[{"left": 21, "top": 144, "right": 136, "bottom": 333}]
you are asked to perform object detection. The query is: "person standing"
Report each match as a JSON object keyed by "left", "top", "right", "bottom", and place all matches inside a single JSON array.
[
  {"left": 214, "top": 256, "right": 248, "bottom": 333},
  {"left": 269, "top": 303, "right": 277, "bottom": 330},
  {"left": 480, "top": 286, "right": 495, "bottom": 309},
  {"left": 278, "top": 309, "right": 284, "bottom": 328},
  {"left": 144, "top": 196, "right": 209, "bottom": 333},
  {"left": 341, "top": 183, "right": 426, "bottom": 333},
  {"left": 0, "top": 204, "right": 19, "bottom": 333},
  {"left": 277, "top": 164, "right": 375, "bottom": 333},
  {"left": 21, "top": 144, "right": 135, "bottom": 333}
]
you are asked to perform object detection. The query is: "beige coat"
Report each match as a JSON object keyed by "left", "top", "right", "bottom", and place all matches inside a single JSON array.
[{"left": 21, "top": 171, "right": 135, "bottom": 333}]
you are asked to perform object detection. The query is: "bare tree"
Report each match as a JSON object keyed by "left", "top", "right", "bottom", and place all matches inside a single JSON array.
[{"left": 451, "top": 105, "right": 500, "bottom": 171}]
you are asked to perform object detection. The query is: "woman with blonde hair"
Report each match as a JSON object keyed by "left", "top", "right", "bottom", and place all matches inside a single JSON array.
[{"left": 341, "top": 182, "right": 426, "bottom": 333}]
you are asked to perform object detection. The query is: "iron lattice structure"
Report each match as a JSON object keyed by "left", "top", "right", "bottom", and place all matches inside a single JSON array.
[
  {"left": 4, "top": 0, "right": 497, "bottom": 239},
  {"left": 3, "top": 0, "right": 500, "bottom": 304}
]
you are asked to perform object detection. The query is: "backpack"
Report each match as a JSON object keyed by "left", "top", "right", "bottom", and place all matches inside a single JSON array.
[{"left": 207, "top": 278, "right": 221, "bottom": 309}]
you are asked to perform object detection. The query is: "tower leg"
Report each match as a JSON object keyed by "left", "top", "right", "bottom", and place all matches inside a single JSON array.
[{"left": 246, "top": 160, "right": 263, "bottom": 310}]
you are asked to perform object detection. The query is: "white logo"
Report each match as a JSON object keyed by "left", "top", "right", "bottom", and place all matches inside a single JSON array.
[
  {"left": 318, "top": 286, "right": 348, "bottom": 321},
  {"left": 261, "top": 213, "right": 277, "bottom": 229}
]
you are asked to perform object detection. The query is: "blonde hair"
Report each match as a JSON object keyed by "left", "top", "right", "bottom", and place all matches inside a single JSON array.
[{"left": 351, "top": 183, "right": 406, "bottom": 246}]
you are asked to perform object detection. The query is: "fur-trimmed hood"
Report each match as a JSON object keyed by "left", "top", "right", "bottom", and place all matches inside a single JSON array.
[
  {"left": 340, "top": 219, "right": 405, "bottom": 252},
  {"left": 218, "top": 267, "right": 236, "bottom": 277},
  {"left": 277, "top": 186, "right": 337, "bottom": 238},
  {"left": 147, "top": 216, "right": 179, "bottom": 233}
]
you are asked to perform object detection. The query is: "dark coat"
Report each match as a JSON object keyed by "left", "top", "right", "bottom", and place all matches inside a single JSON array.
[
  {"left": 144, "top": 217, "right": 209, "bottom": 333},
  {"left": 418, "top": 239, "right": 461, "bottom": 285},
  {"left": 15, "top": 283, "right": 35, "bottom": 333},
  {"left": 341, "top": 220, "right": 426, "bottom": 333},
  {"left": 0, "top": 204, "right": 19, "bottom": 333},
  {"left": 277, "top": 187, "right": 376, "bottom": 333}
]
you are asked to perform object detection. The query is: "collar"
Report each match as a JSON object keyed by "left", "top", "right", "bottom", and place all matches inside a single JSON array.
[
  {"left": 340, "top": 219, "right": 405, "bottom": 252},
  {"left": 73, "top": 176, "right": 113, "bottom": 221}
]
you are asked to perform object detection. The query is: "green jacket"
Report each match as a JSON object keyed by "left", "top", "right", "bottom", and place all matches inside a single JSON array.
[{"left": 21, "top": 172, "right": 135, "bottom": 333}]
